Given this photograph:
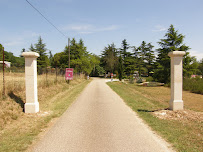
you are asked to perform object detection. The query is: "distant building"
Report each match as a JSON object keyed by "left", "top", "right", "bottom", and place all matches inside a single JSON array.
[{"left": 0, "top": 61, "right": 11, "bottom": 68}]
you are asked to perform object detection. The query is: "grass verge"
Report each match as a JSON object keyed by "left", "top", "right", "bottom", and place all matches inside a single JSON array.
[
  {"left": 107, "top": 82, "right": 203, "bottom": 152},
  {"left": 0, "top": 78, "right": 90, "bottom": 152}
]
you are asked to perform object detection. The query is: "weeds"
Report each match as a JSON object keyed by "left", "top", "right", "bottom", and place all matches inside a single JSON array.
[
  {"left": 183, "top": 77, "right": 203, "bottom": 94},
  {"left": 0, "top": 72, "right": 85, "bottom": 130},
  {"left": 0, "top": 72, "right": 88, "bottom": 152}
]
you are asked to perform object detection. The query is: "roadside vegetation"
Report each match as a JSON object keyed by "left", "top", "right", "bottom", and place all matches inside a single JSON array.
[
  {"left": 183, "top": 77, "right": 203, "bottom": 94},
  {"left": 108, "top": 82, "right": 203, "bottom": 152},
  {"left": 100, "top": 25, "right": 203, "bottom": 85},
  {"left": 0, "top": 73, "right": 90, "bottom": 152}
]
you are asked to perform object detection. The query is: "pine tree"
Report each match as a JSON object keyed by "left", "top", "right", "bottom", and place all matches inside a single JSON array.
[
  {"left": 120, "top": 39, "right": 130, "bottom": 59},
  {"left": 101, "top": 43, "right": 118, "bottom": 73},
  {"left": 120, "top": 39, "right": 135, "bottom": 75},
  {"left": 34, "top": 36, "right": 49, "bottom": 72},
  {"left": 139, "top": 41, "right": 147, "bottom": 61},
  {"left": 20, "top": 48, "right": 26, "bottom": 57},
  {"left": 154, "top": 24, "right": 189, "bottom": 83},
  {"left": 29, "top": 44, "right": 35, "bottom": 52},
  {"left": 35, "top": 37, "right": 47, "bottom": 57},
  {"left": 145, "top": 43, "right": 155, "bottom": 76},
  {"left": 118, "top": 55, "right": 124, "bottom": 81}
]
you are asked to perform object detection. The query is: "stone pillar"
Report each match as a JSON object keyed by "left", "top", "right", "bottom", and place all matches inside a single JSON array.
[
  {"left": 168, "top": 51, "right": 185, "bottom": 111},
  {"left": 22, "top": 52, "right": 40, "bottom": 113}
]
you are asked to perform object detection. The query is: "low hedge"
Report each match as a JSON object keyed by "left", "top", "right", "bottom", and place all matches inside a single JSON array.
[{"left": 183, "top": 77, "right": 203, "bottom": 94}]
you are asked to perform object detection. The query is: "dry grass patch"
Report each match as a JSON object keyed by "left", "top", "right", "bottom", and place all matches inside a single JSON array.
[
  {"left": 0, "top": 72, "right": 90, "bottom": 152},
  {"left": 132, "top": 85, "right": 203, "bottom": 112},
  {"left": 108, "top": 82, "right": 203, "bottom": 152}
]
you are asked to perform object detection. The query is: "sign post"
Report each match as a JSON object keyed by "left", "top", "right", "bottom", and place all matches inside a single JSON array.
[
  {"left": 65, "top": 68, "right": 73, "bottom": 81},
  {"left": 2, "top": 47, "right": 5, "bottom": 97}
]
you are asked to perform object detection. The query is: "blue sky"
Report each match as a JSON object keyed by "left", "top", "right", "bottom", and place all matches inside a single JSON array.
[{"left": 0, "top": 0, "right": 203, "bottom": 60}]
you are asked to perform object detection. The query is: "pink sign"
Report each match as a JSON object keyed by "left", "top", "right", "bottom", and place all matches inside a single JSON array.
[{"left": 65, "top": 68, "right": 73, "bottom": 80}]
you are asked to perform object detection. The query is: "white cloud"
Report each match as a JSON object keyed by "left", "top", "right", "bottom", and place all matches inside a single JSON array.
[
  {"left": 69, "top": 24, "right": 93, "bottom": 31},
  {"left": 79, "top": 31, "right": 93, "bottom": 34},
  {"left": 4, "top": 41, "right": 23, "bottom": 47},
  {"left": 189, "top": 50, "right": 203, "bottom": 61},
  {"left": 97, "top": 25, "right": 118, "bottom": 32},
  {"left": 62, "top": 24, "right": 119, "bottom": 34},
  {"left": 3, "top": 31, "right": 40, "bottom": 47},
  {"left": 152, "top": 25, "right": 167, "bottom": 32}
]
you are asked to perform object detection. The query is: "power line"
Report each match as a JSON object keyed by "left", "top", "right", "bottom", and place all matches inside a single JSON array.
[{"left": 25, "top": 0, "right": 68, "bottom": 39}]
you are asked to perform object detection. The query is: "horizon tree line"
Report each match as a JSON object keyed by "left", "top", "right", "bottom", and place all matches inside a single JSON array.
[
  {"left": 100, "top": 24, "right": 202, "bottom": 83},
  {"left": 0, "top": 24, "right": 203, "bottom": 83}
]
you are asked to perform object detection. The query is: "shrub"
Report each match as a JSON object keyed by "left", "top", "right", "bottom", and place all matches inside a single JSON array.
[
  {"left": 183, "top": 77, "right": 203, "bottom": 94},
  {"left": 136, "top": 77, "right": 143, "bottom": 83},
  {"left": 146, "top": 76, "right": 154, "bottom": 82}
]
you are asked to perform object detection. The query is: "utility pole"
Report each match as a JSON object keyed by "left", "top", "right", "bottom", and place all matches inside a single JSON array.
[
  {"left": 2, "top": 47, "right": 5, "bottom": 97},
  {"left": 68, "top": 38, "right": 70, "bottom": 84},
  {"left": 68, "top": 38, "right": 70, "bottom": 68}
]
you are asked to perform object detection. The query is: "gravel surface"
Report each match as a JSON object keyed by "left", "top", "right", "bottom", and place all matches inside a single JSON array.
[{"left": 32, "top": 78, "right": 174, "bottom": 152}]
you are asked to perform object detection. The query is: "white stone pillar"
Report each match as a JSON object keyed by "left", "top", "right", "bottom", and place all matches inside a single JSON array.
[
  {"left": 168, "top": 51, "right": 185, "bottom": 111},
  {"left": 22, "top": 52, "right": 40, "bottom": 113}
]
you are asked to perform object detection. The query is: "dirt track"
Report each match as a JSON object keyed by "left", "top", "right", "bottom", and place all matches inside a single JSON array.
[{"left": 32, "top": 78, "right": 174, "bottom": 152}]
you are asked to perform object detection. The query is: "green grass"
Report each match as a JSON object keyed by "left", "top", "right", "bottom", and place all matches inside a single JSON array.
[
  {"left": 0, "top": 79, "right": 90, "bottom": 152},
  {"left": 107, "top": 82, "right": 202, "bottom": 152}
]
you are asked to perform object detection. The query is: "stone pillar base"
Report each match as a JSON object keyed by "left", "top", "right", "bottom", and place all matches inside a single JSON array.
[
  {"left": 169, "top": 100, "right": 183, "bottom": 111},
  {"left": 25, "top": 102, "right": 39, "bottom": 113}
]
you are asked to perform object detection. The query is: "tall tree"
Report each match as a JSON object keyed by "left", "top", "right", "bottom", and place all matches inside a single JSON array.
[
  {"left": 34, "top": 37, "right": 49, "bottom": 72},
  {"left": 89, "top": 54, "right": 100, "bottom": 76},
  {"left": 62, "top": 38, "right": 96, "bottom": 75},
  {"left": 153, "top": 24, "right": 189, "bottom": 83},
  {"left": 29, "top": 44, "right": 35, "bottom": 52},
  {"left": 120, "top": 39, "right": 130, "bottom": 59},
  {"left": 198, "top": 59, "right": 203, "bottom": 77},
  {"left": 49, "top": 50, "right": 53, "bottom": 60},
  {"left": 118, "top": 55, "right": 124, "bottom": 81},
  {"left": 136, "top": 41, "right": 147, "bottom": 75},
  {"left": 101, "top": 43, "right": 118, "bottom": 73},
  {"left": 183, "top": 55, "right": 199, "bottom": 77},
  {"left": 35, "top": 37, "right": 47, "bottom": 56},
  {"left": 135, "top": 41, "right": 155, "bottom": 76},
  {"left": 145, "top": 43, "right": 155, "bottom": 76},
  {"left": 120, "top": 39, "right": 135, "bottom": 75},
  {"left": 139, "top": 41, "right": 147, "bottom": 61},
  {"left": 132, "top": 46, "right": 139, "bottom": 59},
  {"left": 132, "top": 46, "right": 142, "bottom": 76},
  {"left": 0, "top": 43, "right": 24, "bottom": 67}
]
